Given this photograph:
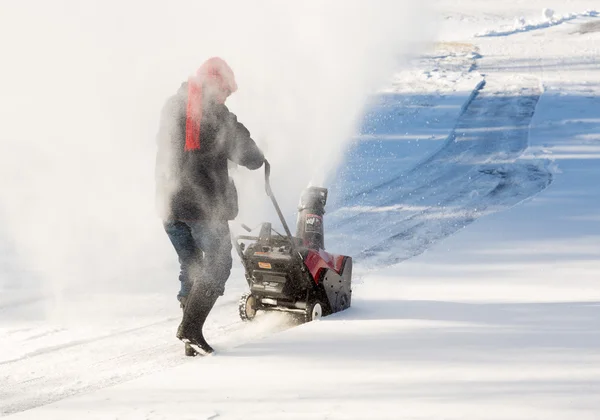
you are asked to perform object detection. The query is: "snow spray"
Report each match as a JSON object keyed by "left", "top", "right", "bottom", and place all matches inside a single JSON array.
[{"left": 0, "top": 0, "right": 434, "bottom": 320}]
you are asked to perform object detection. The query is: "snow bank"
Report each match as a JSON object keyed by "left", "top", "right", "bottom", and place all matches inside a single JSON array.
[{"left": 476, "top": 9, "right": 598, "bottom": 37}]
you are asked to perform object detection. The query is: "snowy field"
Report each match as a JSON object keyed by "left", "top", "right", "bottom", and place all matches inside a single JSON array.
[{"left": 1, "top": 0, "right": 600, "bottom": 419}]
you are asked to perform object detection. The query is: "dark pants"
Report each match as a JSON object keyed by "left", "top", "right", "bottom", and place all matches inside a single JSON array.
[{"left": 164, "top": 220, "right": 233, "bottom": 302}]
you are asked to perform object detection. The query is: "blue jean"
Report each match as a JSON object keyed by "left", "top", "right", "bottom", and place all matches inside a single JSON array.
[{"left": 164, "top": 220, "right": 233, "bottom": 302}]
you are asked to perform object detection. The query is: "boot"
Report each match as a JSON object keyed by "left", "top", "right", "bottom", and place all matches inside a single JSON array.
[
  {"left": 177, "top": 289, "right": 219, "bottom": 355},
  {"left": 177, "top": 297, "right": 198, "bottom": 357}
]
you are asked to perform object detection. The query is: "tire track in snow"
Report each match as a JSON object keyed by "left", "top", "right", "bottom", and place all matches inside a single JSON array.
[
  {"left": 0, "top": 317, "right": 180, "bottom": 367},
  {"left": 329, "top": 75, "right": 552, "bottom": 267},
  {"left": 0, "top": 305, "right": 293, "bottom": 416}
]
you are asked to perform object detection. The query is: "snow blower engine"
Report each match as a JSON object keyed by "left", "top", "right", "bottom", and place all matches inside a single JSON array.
[{"left": 234, "top": 161, "right": 352, "bottom": 323}]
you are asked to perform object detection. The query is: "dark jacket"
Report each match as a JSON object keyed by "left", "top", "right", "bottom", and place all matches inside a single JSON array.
[{"left": 155, "top": 83, "right": 264, "bottom": 221}]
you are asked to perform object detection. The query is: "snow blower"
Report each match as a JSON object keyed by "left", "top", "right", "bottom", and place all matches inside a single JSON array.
[{"left": 234, "top": 161, "right": 352, "bottom": 323}]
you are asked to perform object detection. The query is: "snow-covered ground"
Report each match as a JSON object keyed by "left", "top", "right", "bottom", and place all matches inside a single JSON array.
[{"left": 2, "top": 1, "right": 600, "bottom": 418}]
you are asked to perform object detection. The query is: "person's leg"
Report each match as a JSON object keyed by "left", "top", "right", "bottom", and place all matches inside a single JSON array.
[
  {"left": 191, "top": 220, "right": 233, "bottom": 297},
  {"left": 177, "top": 221, "right": 233, "bottom": 352},
  {"left": 163, "top": 221, "right": 202, "bottom": 305}
]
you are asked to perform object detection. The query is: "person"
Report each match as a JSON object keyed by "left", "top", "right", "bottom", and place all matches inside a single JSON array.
[{"left": 154, "top": 57, "right": 265, "bottom": 354}]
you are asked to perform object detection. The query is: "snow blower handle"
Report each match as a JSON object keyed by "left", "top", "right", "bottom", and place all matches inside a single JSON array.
[
  {"left": 264, "top": 160, "right": 273, "bottom": 196},
  {"left": 263, "top": 160, "right": 294, "bottom": 243}
]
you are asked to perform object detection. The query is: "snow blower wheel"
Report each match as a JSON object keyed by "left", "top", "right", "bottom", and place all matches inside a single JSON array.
[
  {"left": 239, "top": 293, "right": 258, "bottom": 321},
  {"left": 305, "top": 301, "right": 324, "bottom": 322}
]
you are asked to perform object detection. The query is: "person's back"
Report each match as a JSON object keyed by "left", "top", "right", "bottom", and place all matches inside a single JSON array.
[
  {"left": 155, "top": 57, "right": 264, "bottom": 355},
  {"left": 156, "top": 80, "right": 263, "bottom": 223}
]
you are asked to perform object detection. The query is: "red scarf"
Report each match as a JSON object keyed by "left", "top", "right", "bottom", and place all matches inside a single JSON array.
[{"left": 185, "top": 57, "right": 238, "bottom": 151}]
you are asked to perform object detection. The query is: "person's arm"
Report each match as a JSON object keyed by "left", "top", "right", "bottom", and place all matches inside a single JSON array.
[
  {"left": 224, "top": 110, "right": 265, "bottom": 170},
  {"left": 155, "top": 96, "right": 184, "bottom": 177}
]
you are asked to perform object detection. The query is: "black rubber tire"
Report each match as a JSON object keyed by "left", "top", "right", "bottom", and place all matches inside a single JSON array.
[{"left": 239, "top": 293, "right": 258, "bottom": 321}]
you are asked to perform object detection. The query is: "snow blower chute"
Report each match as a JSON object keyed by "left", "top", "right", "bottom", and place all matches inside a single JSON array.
[{"left": 234, "top": 161, "right": 352, "bottom": 322}]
